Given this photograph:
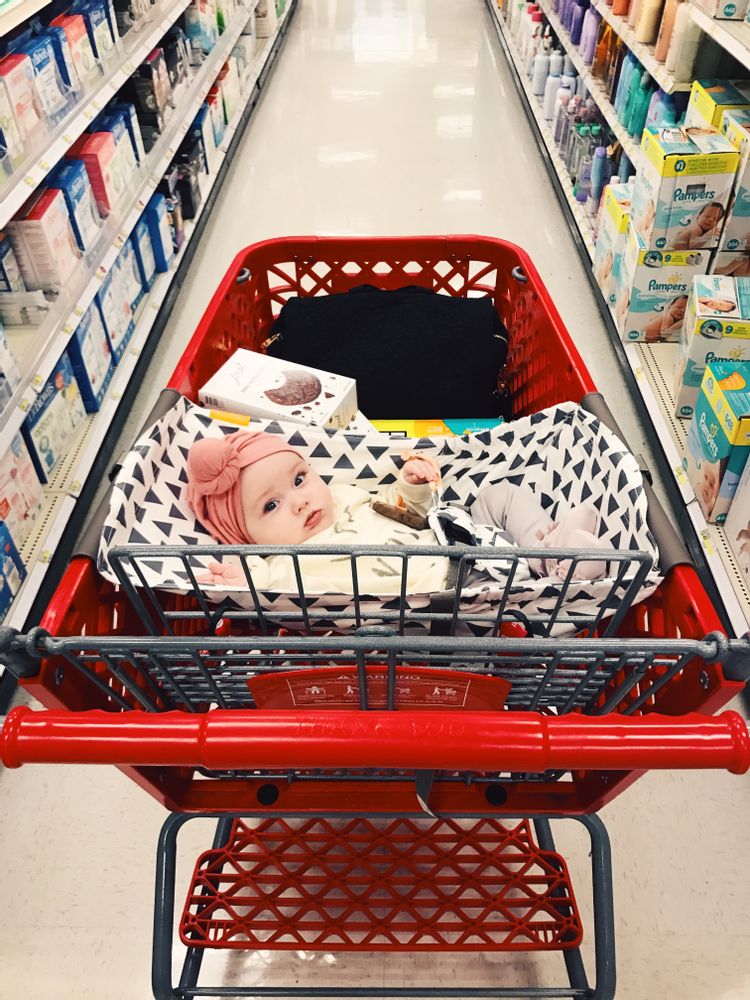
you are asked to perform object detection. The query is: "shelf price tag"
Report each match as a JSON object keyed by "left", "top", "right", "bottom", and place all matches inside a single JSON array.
[
  {"left": 96, "top": 264, "right": 108, "bottom": 281},
  {"left": 18, "top": 397, "right": 31, "bottom": 413},
  {"left": 70, "top": 480, "right": 81, "bottom": 494},
  {"left": 40, "top": 548, "right": 53, "bottom": 564},
  {"left": 39, "top": 159, "right": 50, "bottom": 173},
  {"left": 674, "top": 464, "right": 687, "bottom": 486},
  {"left": 700, "top": 528, "right": 715, "bottom": 557},
  {"left": 23, "top": 173, "right": 37, "bottom": 188},
  {"left": 63, "top": 133, "right": 74, "bottom": 145}
]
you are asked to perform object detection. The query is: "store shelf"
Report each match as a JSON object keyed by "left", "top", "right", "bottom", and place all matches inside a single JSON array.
[
  {"left": 487, "top": 1, "right": 596, "bottom": 259},
  {"left": 0, "top": 0, "right": 258, "bottom": 465},
  {"left": 535, "top": 0, "right": 642, "bottom": 164},
  {"left": 690, "top": 4, "right": 750, "bottom": 63},
  {"left": 590, "top": 0, "right": 693, "bottom": 93},
  {"left": 0, "top": 0, "right": 192, "bottom": 230},
  {"left": 0, "top": 1, "right": 296, "bottom": 634},
  {"left": 0, "top": 0, "right": 54, "bottom": 38}
]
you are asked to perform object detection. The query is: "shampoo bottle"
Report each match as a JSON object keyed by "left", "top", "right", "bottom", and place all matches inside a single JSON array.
[
  {"left": 665, "top": 1, "right": 700, "bottom": 78},
  {"left": 635, "top": 0, "right": 665, "bottom": 44},
  {"left": 553, "top": 91, "right": 572, "bottom": 144},
  {"left": 532, "top": 48, "right": 551, "bottom": 95},
  {"left": 654, "top": 0, "right": 681, "bottom": 62},
  {"left": 543, "top": 60, "right": 563, "bottom": 119}
]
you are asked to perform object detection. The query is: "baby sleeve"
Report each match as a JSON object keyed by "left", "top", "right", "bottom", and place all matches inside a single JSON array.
[{"left": 382, "top": 472, "right": 435, "bottom": 518}]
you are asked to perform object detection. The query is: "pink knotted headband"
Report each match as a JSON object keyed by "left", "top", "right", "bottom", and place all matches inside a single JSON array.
[{"left": 186, "top": 431, "right": 302, "bottom": 545}]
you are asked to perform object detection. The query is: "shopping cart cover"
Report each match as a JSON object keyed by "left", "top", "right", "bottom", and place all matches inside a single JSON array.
[{"left": 97, "top": 397, "right": 660, "bottom": 628}]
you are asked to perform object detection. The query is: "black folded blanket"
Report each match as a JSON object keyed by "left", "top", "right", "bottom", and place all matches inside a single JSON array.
[{"left": 267, "top": 285, "right": 510, "bottom": 418}]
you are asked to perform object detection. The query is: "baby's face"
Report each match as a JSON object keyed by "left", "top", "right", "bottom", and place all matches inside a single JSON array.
[
  {"left": 241, "top": 452, "right": 335, "bottom": 544},
  {"left": 701, "top": 297, "right": 735, "bottom": 313},
  {"left": 698, "top": 204, "right": 723, "bottom": 231},
  {"left": 667, "top": 298, "right": 687, "bottom": 324}
]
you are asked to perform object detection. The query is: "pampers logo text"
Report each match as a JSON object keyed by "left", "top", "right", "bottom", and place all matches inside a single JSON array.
[
  {"left": 698, "top": 411, "right": 720, "bottom": 460},
  {"left": 648, "top": 279, "right": 688, "bottom": 291},
  {"left": 674, "top": 189, "right": 715, "bottom": 202}
]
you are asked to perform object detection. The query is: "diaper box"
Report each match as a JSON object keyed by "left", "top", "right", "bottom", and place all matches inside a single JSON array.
[
  {"left": 675, "top": 275, "right": 750, "bottom": 417},
  {"left": 593, "top": 183, "right": 631, "bottom": 309},
  {"left": 719, "top": 109, "right": 750, "bottom": 251},
  {"left": 199, "top": 349, "right": 358, "bottom": 429},
  {"left": 95, "top": 265, "right": 133, "bottom": 363},
  {"left": 684, "top": 360, "right": 750, "bottom": 522},
  {"left": 48, "top": 159, "right": 102, "bottom": 254},
  {"left": 66, "top": 300, "right": 113, "bottom": 411},
  {"left": 49, "top": 14, "right": 98, "bottom": 86},
  {"left": 21, "top": 354, "right": 86, "bottom": 483},
  {"left": 0, "top": 433, "right": 42, "bottom": 547},
  {"left": 143, "top": 193, "right": 174, "bottom": 271},
  {"left": 0, "top": 53, "right": 43, "bottom": 141},
  {"left": 6, "top": 188, "right": 82, "bottom": 292},
  {"left": 630, "top": 127, "right": 740, "bottom": 251},
  {"left": 130, "top": 218, "right": 156, "bottom": 290},
  {"left": 711, "top": 250, "right": 750, "bottom": 275},
  {"left": 686, "top": 80, "right": 750, "bottom": 129},
  {"left": 615, "top": 226, "right": 710, "bottom": 342}
]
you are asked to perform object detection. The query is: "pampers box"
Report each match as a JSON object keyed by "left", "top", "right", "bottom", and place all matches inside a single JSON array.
[
  {"left": 684, "top": 360, "right": 750, "bottom": 522},
  {"left": 615, "top": 226, "right": 710, "bottom": 342},
  {"left": 21, "top": 354, "right": 86, "bottom": 483},
  {"left": 719, "top": 109, "right": 750, "bottom": 251},
  {"left": 593, "top": 183, "right": 631, "bottom": 308},
  {"left": 711, "top": 250, "right": 750, "bottom": 275},
  {"left": 67, "top": 300, "right": 113, "bottom": 411},
  {"left": 199, "top": 349, "right": 358, "bottom": 429},
  {"left": 685, "top": 80, "right": 750, "bottom": 129},
  {"left": 630, "top": 127, "right": 740, "bottom": 251},
  {"left": 675, "top": 275, "right": 750, "bottom": 417}
]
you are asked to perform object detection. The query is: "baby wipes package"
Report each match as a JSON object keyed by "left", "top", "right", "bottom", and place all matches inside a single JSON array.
[
  {"left": 593, "top": 183, "right": 631, "bottom": 308},
  {"left": 21, "top": 354, "right": 86, "bottom": 483},
  {"left": 0, "top": 432, "right": 42, "bottom": 546},
  {"left": 199, "top": 349, "right": 358, "bottom": 429},
  {"left": 719, "top": 109, "right": 750, "bottom": 252},
  {"left": 66, "top": 301, "right": 113, "bottom": 411},
  {"left": 630, "top": 126, "right": 740, "bottom": 251},
  {"left": 675, "top": 275, "right": 750, "bottom": 417},
  {"left": 615, "top": 226, "right": 710, "bottom": 342},
  {"left": 686, "top": 80, "right": 750, "bottom": 130},
  {"left": 684, "top": 360, "right": 750, "bottom": 522}
]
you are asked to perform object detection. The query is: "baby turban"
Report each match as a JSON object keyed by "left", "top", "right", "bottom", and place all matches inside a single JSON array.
[{"left": 186, "top": 431, "right": 302, "bottom": 544}]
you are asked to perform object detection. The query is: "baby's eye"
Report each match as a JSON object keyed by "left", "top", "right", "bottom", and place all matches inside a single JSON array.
[
  {"left": 263, "top": 500, "right": 278, "bottom": 514},
  {"left": 294, "top": 472, "right": 306, "bottom": 487}
]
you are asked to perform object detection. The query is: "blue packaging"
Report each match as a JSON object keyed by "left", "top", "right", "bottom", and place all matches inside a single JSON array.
[
  {"left": 18, "top": 35, "right": 71, "bottom": 121},
  {"left": 111, "top": 101, "right": 146, "bottom": 165},
  {"left": 0, "top": 522, "right": 26, "bottom": 615},
  {"left": 93, "top": 109, "right": 138, "bottom": 175},
  {"left": 48, "top": 159, "right": 102, "bottom": 253},
  {"left": 190, "top": 104, "right": 214, "bottom": 173},
  {"left": 21, "top": 354, "right": 86, "bottom": 483},
  {"left": 144, "top": 193, "right": 175, "bottom": 272},
  {"left": 95, "top": 266, "right": 133, "bottom": 363},
  {"left": 0, "top": 236, "right": 25, "bottom": 292},
  {"left": 117, "top": 238, "right": 144, "bottom": 314},
  {"left": 131, "top": 218, "right": 156, "bottom": 290},
  {"left": 74, "top": 0, "right": 116, "bottom": 61},
  {"left": 66, "top": 301, "right": 113, "bottom": 411},
  {"left": 45, "top": 26, "right": 80, "bottom": 92}
]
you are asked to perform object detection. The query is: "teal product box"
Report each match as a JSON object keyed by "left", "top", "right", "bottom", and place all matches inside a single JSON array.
[
  {"left": 95, "top": 267, "right": 133, "bottom": 363},
  {"left": 131, "top": 218, "right": 156, "bottom": 290},
  {"left": 684, "top": 360, "right": 750, "bottom": 522},
  {"left": 0, "top": 236, "right": 25, "bottom": 293},
  {"left": 21, "top": 354, "right": 86, "bottom": 483},
  {"left": 720, "top": 109, "right": 750, "bottom": 252},
  {"left": 0, "top": 522, "right": 26, "bottom": 611},
  {"left": 111, "top": 101, "right": 146, "bottom": 165},
  {"left": 144, "top": 193, "right": 175, "bottom": 271},
  {"left": 45, "top": 26, "right": 81, "bottom": 92},
  {"left": 48, "top": 159, "right": 103, "bottom": 254},
  {"left": 74, "top": 0, "right": 116, "bottom": 60},
  {"left": 18, "top": 35, "right": 72, "bottom": 122},
  {"left": 117, "top": 239, "right": 144, "bottom": 314},
  {"left": 66, "top": 301, "right": 113, "bottom": 411}
]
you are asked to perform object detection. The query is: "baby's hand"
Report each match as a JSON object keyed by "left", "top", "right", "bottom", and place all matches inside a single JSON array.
[
  {"left": 196, "top": 559, "right": 247, "bottom": 587},
  {"left": 402, "top": 452, "right": 441, "bottom": 486}
]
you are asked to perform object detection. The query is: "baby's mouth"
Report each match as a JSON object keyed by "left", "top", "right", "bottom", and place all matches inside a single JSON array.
[{"left": 305, "top": 509, "right": 322, "bottom": 530}]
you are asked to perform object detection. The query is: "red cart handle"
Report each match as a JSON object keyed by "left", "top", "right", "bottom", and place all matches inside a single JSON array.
[{"left": 2, "top": 706, "right": 749, "bottom": 774}]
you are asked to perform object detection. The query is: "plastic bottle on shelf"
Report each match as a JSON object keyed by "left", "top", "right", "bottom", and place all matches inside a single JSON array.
[
  {"left": 552, "top": 79, "right": 573, "bottom": 133},
  {"left": 627, "top": 0, "right": 644, "bottom": 28},
  {"left": 561, "top": 70, "right": 579, "bottom": 91},
  {"left": 606, "top": 39, "right": 626, "bottom": 98},
  {"left": 635, "top": 0, "right": 665, "bottom": 44},
  {"left": 553, "top": 91, "right": 573, "bottom": 143},
  {"left": 581, "top": 10, "right": 602, "bottom": 63},
  {"left": 654, "top": 0, "right": 682, "bottom": 62},
  {"left": 532, "top": 47, "right": 551, "bottom": 95},
  {"left": 589, "top": 123, "right": 604, "bottom": 149},
  {"left": 579, "top": 6, "right": 595, "bottom": 53},
  {"left": 592, "top": 21, "right": 613, "bottom": 77},
  {"left": 543, "top": 57, "right": 564, "bottom": 119},
  {"left": 576, "top": 74, "right": 587, "bottom": 97},
  {"left": 569, "top": 123, "right": 591, "bottom": 182},
  {"left": 613, "top": 51, "right": 636, "bottom": 115},
  {"left": 611, "top": 0, "right": 630, "bottom": 15},
  {"left": 563, "top": 55, "right": 576, "bottom": 76},
  {"left": 576, "top": 153, "right": 593, "bottom": 203},
  {"left": 570, "top": 0, "right": 589, "bottom": 45},
  {"left": 620, "top": 60, "right": 643, "bottom": 126},
  {"left": 628, "top": 74, "right": 654, "bottom": 139},
  {"left": 619, "top": 151, "right": 636, "bottom": 181},
  {"left": 559, "top": 98, "right": 582, "bottom": 151},
  {"left": 645, "top": 87, "right": 666, "bottom": 128},
  {"left": 589, "top": 145, "right": 609, "bottom": 207},
  {"left": 665, "top": 2, "right": 701, "bottom": 79},
  {"left": 524, "top": 13, "right": 545, "bottom": 73}
]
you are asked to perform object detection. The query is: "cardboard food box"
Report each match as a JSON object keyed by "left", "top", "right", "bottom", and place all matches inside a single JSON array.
[
  {"left": 684, "top": 359, "right": 750, "bottom": 522},
  {"left": 199, "top": 349, "right": 358, "bottom": 429}
]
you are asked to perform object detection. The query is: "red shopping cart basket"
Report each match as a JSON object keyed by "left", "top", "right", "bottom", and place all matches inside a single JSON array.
[{"left": 15, "top": 235, "right": 744, "bottom": 820}]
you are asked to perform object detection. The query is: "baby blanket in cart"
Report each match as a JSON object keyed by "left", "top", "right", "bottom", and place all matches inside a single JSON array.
[{"left": 97, "top": 397, "right": 661, "bottom": 634}]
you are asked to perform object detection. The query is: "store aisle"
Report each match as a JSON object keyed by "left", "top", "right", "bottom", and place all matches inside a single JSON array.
[{"left": 1, "top": 1, "right": 749, "bottom": 998}]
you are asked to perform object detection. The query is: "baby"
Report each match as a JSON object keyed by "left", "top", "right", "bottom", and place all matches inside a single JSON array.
[
  {"left": 186, "top": 430, "right": 611, "bottom": 595},
  {"left": 673, "top": 203, "right": 726, "bottom": 250},
  {"left": 643, "top": 293, "right": 688, "bottom": 343}
]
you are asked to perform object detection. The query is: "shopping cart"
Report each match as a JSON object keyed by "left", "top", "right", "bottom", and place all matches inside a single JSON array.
[{"left": 2, "top": 236, "right": 749, "bottom": 999}]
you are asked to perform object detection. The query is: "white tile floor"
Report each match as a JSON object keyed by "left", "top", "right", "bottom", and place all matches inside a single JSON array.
[{"left": 2, "top": 0, "right": 750, "bottom": 997}]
